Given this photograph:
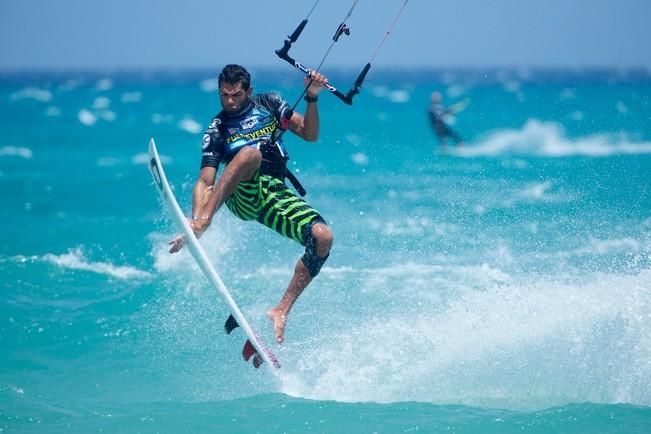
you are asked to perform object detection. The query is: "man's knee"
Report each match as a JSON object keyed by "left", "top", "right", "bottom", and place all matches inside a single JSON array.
[
  {"left": 301, "top": 222, "right": 333, "bottom": 277},
  {"left": 312, "top": 223, "right": 333, "bottom": 257},
  {"left": 236, "top": 146, "right": 262, "bottom": 169}
]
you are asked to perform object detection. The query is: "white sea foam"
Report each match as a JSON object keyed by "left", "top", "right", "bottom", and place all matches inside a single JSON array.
[
  {"left": 280, "top": 268, "right": 651, "bottom": 410},
  {"left": 370, "top": 85, "right": 390, "bottom": 98},
  {"left": 573, "top": 237, "right": 643, "bottom": 255},
  {"left": 559, "top": 88, "right": 576, "bottom": 100},
  {"left": 178, "top": 117, "right": 202, "bottom": 134},
  {"left": 0, "top": 146, "right": 32, "bottom": 159},
  {"left": 150, "top": 232, "right": 198, "bottom": 273},
  {"left": 501, "top": 187, "right": 563, "bottom": 210},
  {"left": 371, "top": 86, "right": 411, "bottom": 103},
  {"left": 199, "top": 78, "right": 220, "bottom": 92},
  {"left": 131, "top": 152, "right": 172, "bottom": 165},
  {"left": 351, "top": 152, "right": 368, "bottom": 166},
  {"left": 152, "top": 113, "right": 174, "bottom": 124},
  {"left": 96, "top": 156, "right": 121, "bottom": 167},
  {"left": 10, "top": 87, "right": 53, "bottom": 102},
  {"left": 310, "top": 261, "right": 511, "bottom": 289},
  {"left": 121, "top": 91, "right": 142, "bottom": 103},
  {"left": 97, "top": 110, "right": 116, "bottom": 122},
  {"left": 379, "top": 216, "right": 435, "bottom": 236},
  {"left": 518, "top": 181, "right": 553, "bottom": 200},
  {"left": 59, "top": 80, "right": 79, "bottom": 91},
  {"left": 95, "top": 78, "right": 113, "bottom": 91},
  {"left": 388, "top": 89, "right": 410, "bottom": 103},
  {"left": 43, "top": 248, "right": 151, "bottom": 279},
  {"left": 149, "top": 220, "right": 239, "bottom": 278},
  {"left": 369, "top": 216, "right": 459, "bottom": 238},
  {"left": 459, "top": 119, "right": 651, "bottom": 157},
  {"left": 345, "top": 133, "right": 362, "bottom": 146},
  {"left": 446, "top": 84, "right": 466, "bottom": 99},
  {"left": 501, "top": 80, "right": 522, "bottom": 93},
  {"left": 78, "top": 109, "right": 97, "bottom": 126},
  {"left": 92, "top": 96, "right": 111, "bottom": 109}
]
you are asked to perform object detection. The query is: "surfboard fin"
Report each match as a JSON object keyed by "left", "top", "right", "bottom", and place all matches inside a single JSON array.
[
  {"left": 242, "top": 339, "right": 264, "bottom": 368},
  {"left": 242, "top": 339, "right": 255, "bottom": 361},
  {"left": 224, "top": 314, "right": 239, "bottom": 335}
]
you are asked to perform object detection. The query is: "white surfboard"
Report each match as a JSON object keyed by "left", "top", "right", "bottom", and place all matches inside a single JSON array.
[{"left": 147, "top": 138, "right": 281, "bottom": 369}]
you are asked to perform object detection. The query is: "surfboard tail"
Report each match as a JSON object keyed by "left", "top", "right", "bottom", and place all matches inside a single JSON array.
[
  {"left": 227, "top": 312, "right": 281, "bottom": 369},
  {"left": 242, "top": 338, "right": 281, "bottom": 369}
]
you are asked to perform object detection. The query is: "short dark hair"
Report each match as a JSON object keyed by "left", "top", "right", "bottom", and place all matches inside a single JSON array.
[{"left": 218, "top": 64, "right": 251, "bottom": 90}]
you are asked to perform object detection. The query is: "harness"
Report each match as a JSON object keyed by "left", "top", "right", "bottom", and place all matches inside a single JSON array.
[{"left": 259, "top": 139, "right": 307, "bottom": 196}]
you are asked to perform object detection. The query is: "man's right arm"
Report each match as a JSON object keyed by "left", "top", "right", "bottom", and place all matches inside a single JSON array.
[
  {"left": 168, "top": 166, "right": 217, "bottom": 254},
  {"left": 192, "top": 166, "right": 218, "bottom": 222}
]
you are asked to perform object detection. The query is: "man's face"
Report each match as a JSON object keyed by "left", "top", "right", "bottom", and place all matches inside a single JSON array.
[{"left": 219, "top": 81, "right": 252, "bottom": 114}]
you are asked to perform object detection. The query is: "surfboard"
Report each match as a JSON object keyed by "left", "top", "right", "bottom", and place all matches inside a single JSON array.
[{"left": 147, "top": 138, "right": 281, "bottom": 369}]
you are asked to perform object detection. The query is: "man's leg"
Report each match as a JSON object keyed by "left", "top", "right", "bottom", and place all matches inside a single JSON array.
[
  {"left": 200, "top": 146, "right": 261, "bottom": 222},
  {"left": 168, "top": 147, "right": 262, "bottom": 253},
  {"left": 448, "top": 128, "right": 464, "bottom": 147},
  {"left": 267, "top": 223, "right": 333, "bottom": 343}
]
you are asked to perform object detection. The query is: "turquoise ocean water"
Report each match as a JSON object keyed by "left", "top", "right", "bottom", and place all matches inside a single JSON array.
[{"left": 1, "top": 68, "right": 651, "bottom": 433}]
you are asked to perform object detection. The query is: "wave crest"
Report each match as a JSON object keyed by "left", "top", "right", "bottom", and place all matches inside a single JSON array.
[{"left": 459, "top": 119, "right": 651, "bottom": 157}]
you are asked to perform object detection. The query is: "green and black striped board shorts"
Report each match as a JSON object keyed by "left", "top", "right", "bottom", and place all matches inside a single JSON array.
[{"left": 226, "top": 172, "right": 324, "bottom": 246}]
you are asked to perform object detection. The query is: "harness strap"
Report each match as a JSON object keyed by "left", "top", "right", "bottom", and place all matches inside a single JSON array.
[
  {"left": 285, "top": 169, "right": 307, "bottom": 196},
  {"left": 258, "top": 139, "right": 308, "bottom": 197}
]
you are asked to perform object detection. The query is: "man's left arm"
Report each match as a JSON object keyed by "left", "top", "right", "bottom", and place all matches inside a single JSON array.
[{"left": 288, "top": 71, "right": 328, "bottom": 142}]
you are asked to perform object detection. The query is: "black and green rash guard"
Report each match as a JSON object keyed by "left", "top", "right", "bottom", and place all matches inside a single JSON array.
[{"left": 200, "top": 92, "right": 292, "bottom": 169}]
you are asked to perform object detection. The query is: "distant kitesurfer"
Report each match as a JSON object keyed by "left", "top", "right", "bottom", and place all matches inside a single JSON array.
[
  {"left": 168, "top": 64, "right": 333, "bottom": 344},
  {"left": 428, "top": 91, "right": 467, "bottom": 148}
]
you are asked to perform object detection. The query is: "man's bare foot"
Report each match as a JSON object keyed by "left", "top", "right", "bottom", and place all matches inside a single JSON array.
[{"left": 267, "top": 308, "right": 287, "bottom": 344}]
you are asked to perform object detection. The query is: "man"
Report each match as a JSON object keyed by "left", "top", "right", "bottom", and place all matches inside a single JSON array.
[
  {"left": 168, "top": 64, "right": 333, "bottom": 344},
  {"left": 428, "top": 91, "right": 466, "bottom": 148}
]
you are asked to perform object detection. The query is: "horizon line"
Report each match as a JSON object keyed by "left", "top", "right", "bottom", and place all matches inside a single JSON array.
[{"left": 1, "top": 64, "right": 650, "bottom": 75}]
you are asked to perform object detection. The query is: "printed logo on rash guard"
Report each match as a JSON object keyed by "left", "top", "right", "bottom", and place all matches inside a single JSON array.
[
  {"left": 202, "top": 134, "right": 211, "bottom": 150},
  {"left": 240, "top": 117, "right": 258, "bottom": 130},
  {"left": 225, "top": 122, "right": 277, "bottom": 145}
]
